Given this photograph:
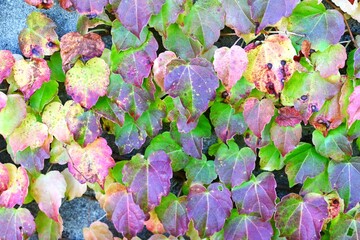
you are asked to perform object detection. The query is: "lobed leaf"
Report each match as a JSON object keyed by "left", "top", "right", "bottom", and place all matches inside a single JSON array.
[
  {"left": 184, "top": 155, "right": 217, "bottom": 185},
  {"left": 0, "top": 50, "right": 15, "bottom": 83},
  {"left": 0, "top": 208, "right": 35, "bottom": 240}
]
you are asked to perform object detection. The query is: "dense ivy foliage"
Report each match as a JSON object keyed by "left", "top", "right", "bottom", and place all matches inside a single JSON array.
[{"left": 1, "top": 0, "right": 360, "bottom": 239}]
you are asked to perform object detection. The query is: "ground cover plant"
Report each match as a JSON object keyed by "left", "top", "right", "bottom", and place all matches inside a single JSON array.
[{"left": 1, "top": 0, "right": 360, "bottom": 239}]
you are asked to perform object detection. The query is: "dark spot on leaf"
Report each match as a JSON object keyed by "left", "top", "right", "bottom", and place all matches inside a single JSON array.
[
  {"left": 347, "top": 228, "right": 354, "bottom": 236},
  {"left": 300, "top": 95, "right": 308, "bottom": 101},
  {"left": 221, "top": 91, "right": 229, "bottom": 98},
  {"left": 47, "top": 41, "right": 55, "bottom": 48},
  {"left": 19, "top": 226, "right": 22, "bottom": 230},
  {"left": 280, "top": 60, "right": 286, "bottom": 66},
  {"left": 267, "top": 63, "right": 273, "bottom": 70},
  {"left": 31, "top": 47, "right": 41, "bottom": 56},
  {"left": 266, "top": 82, "right": 276, "bottom": 94},
  {"left": 332, "top": 199, "right": 339, "bottom": 205},
  {"left": 87, "top": 14, "right": 97, "bottom": 19},
  {"left": 310, "top": 105, "right": 318, "bottom": 112},
  {"left": 245, "top": 133, "right": 250, "bottom": 139},
  {"left": 310, "top": 49, "right": 316, "bottom": 54}
]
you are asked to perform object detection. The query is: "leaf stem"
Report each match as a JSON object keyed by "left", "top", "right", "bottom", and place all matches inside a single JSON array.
[
  {"left": 46, "top": 164, "right": 53, "bottom": 174},
  {"left": 95, "top": 213, "right": 107, "bottom": 222},
  {"left": 232, "top": 37, "right": 243, "bottom": 47},
  {"left": 220, "top": 32, "right": 237, "bottom": 36},
  {"left": 89, "top": 29, "right": 109, "bottom": 34},
  {"left": 267, "top": 30, "right": 305, "bottom": 37},
  {"left": 0, "top": 148, "right": 6, "bottom": 154}
]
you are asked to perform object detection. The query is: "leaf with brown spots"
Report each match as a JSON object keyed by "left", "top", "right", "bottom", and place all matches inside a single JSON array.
[
  {"left": 244, "top": 34, "right": 297, "bottom": 95},
  {"left": 65, "top": 58, "right": 110, "bottom": 109},
  {"left": 275, "top": 107, "right": 302, "bottom": 127},
  {"left": 24, "top": 0, "right": 54, "bottom": 9},
  {"left": 13, "top": 58, "right": 51, "bottom": 100},
  {"left": 0, "top": 50, "right": 15, "bottom": 83},
  {"left": 67, "top": 137, "right": 115, "bottom": 187},
  {"left": 18, "top": 12, "right": 59, "bottom": 58},
  {"left": 60, "top": 32, "right": 105, "bottom": 72}
]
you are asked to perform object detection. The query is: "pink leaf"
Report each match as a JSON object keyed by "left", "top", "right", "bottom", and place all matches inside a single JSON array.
[
  {"left": 0, "top": 208, "right": 35, "bottom": 239},
  {"left": 275, "top": 106, "right": 302, "bottom": 127},
  {"left": 0, "top": 92, "right": 7, "bottom": 111},
  {"left": 0, "top": 50, "right": 15, "bottom": 83},
  {"left": 270, "top": 123, "right": 302, "bottom": 156},
  {"left": 348, "top": 86, "right": 360, "bottom": 127},
  {"left": 153, "top": 51, "right": 177, "bottom": 91}
]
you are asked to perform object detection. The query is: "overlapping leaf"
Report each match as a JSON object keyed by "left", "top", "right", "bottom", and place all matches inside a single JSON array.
[
  {"left": 62, "top": 168, "right": 87, "bottom": 201},
  {"left": 35, "top": 211, "right": 63, "bottom": 240},
  {"left": 259, "top": 142, "right": 284, "bottom": 171},
  {"left": 0, "top": 50, "right": 15, "bottom": 83},
  {"left": 31, "top": 171, "right": 66, "bottom": 222},
  {"left": 18, "top": 12, "right": 59, "bottom": 58},
  {"left": 136, "top": 99, "right": 166, "bottom": 137},
  {"left": 284, "top": 143, "right": 328, "bottom": 187},
  {"left": 153, "top": 51, "right": 177, "bottom": 91},
  {"left": 103, "top": 183, "right": 145, "bottom": 238},
  {"left": 164, "top": 58, "right": 219, "bottom": 132},
  {"left": 29, "top": 80, "right": 58, "bottom": 113},
  {"left": 92, "top": 96, "right": 125, "bottom": 126},
  {"left": 83, "top": 221, "right": 113, "bottom": 240},
  {"left": 13, "top": 58, "right": 51, "bottom": 100},
  {"left": 329, "top": 212, "right": 360, "bottom": 239},
  {"left": 63, "top": 0, "right": 108, "bottom": 15},
  {"left": 275, "top": 107, "right": 302, "bottom": 127},
  {"left": 155, "top": 193, "right": 189, "bottom": 237},
  {"left": 232, "top": 172, "right": 276, "bottom": 221},
  {"left": 328, "top": 157, "right": 360, "bottom": 210},
  {"left": 122, "top": 151, "right": 172, "bottom": 212},
  {"left": 214, "top": 140, "right": 256, "bottom": 187},
  {"left": 270, "top": 123, "right": 302, "bottom": 156},
  {"left": 0, "top": 208, "right": 35, "bottom": 239},
  {"left": 354, "top": 48, "right": 360, "bottom": 78},
  {"left": 244, "top": 34, "right": 297, "bottom": 95},
  {"left": 187, "top": 183, "right": 232, "bottom": 237},
  {"left": 274, "top": 193, "right": 328, "bottom": 239},
  {"left": 0, "top": 92, "right": 6, "bottom": 111},
  {"left": 65, "top": 58, "right": 110, "bottom": 109},
  {"left": 67, "top": 137, "right": 115, "bottom": 187}
]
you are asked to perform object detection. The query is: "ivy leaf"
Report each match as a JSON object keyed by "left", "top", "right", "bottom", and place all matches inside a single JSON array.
[
  {"left": 67, "top": 137, "right": 115, "bottom": 187},
  {"left": 18, "top": 12, "right": 59, "bottom": 58},
  {"left": 149, "top": 0, "right": 186, "bottom": 35},
  {"left": 0, "top": 208, "right": 35, "bottom": 239},
  {"left": 328, "top": 157, "right": 360, "bottom": 210},
  {"left": 24, "top": 0, "right": 54, "bottom": 9},
  {"left": 259, "top": 142, "right": 284, "bottom": 171},
  {"left": 48, "top": 52, "right": 66, "bottom": 82},
  {"left": 243, "top": 97, "right": 274, "bottom": 138},
  {"left": 224, "top": 210, "right": 273, "bottom": 240},
  {"left": 35, "top": 211, "right": 63, "bottom": 240},
  {"left": 65, "top": 58, "right": 110, "bottom": 109},
  {"left": 13, "top": 58, "right": 51, "bottom": 100},
  {"left": 153, "top": 51, "right": 177, "bottom": 91},
  {"left": 312, "top": 126, "right": 352, "bottom": 161},
  {"left": 155, "top": 193, "right": 189, "bottom": 237},
  {"left": 110, "top": 0, "right": 165, "bottom": 37},
  {"left": 281, "top": 71, "right": 341, "bottom": 123},
  {"left": 248, "top": 0, "right": 299, "bottom": 34},
  {"left": 232, "top": 172, "right": 276, "bottom": 221},
  {"left": 214, "top": 140, "right": 256, "bottom": 187},
  {"left": 103, "top": 183, "right": 145, "bottom": 238},
  {"left": 244, "top": 34, "right": 297, "bottom": 95},
  {"left": 244, "top": 124, "right": 271, "bottom": 151},
  {"left": 287, "top": 0, "right": 345, "bottom": 51},
  {"left": 92, "top": 96, "right": 125, "bottom": 126},
  {"left": 64, "top": 0, "right": 107, "bottom": 15},
  {"left": 183, "top": 0, "right": 224, "bottom": 49},
  {"left": 42, "top": 101, "right": 74, "bottom": 144},
  {"left": 0, "top": 163, "right": 29, "bottom": 208},
  {"left": 136, "top": 99, "right": 166, "bottom": 137},
  {"left": 31, "top": 171, "right": 66, "bottom": 222},
  {"left": 60, "top": 32, "right": 105, "bottom": 72},
  {"left": 66, "top": 108, "right": 101, "bottom": 147},
  {"left": 123, "top": 151, "right": 172, "bottom": 212},
  {"left": 354, "top": 48, "right": 360, "bottom": 78},
  {"left": 50, "top": 139, "right": 70, "bottom": 165},
  {"left": 221, "top": 0, "right": 254, "bottom": 35},
  {"left": 184, "top": 155, "right": 217, "bottom": 185},
  {"left": 83, "top": 221, "right": 113, "bottom": 240},
  {"left": 29, "top": 80, "right": 58, "bottom": 113},
  {"left": 275, "top": 107, "right": 302, "bottom": 127},
  {"left": 145, "top": 132, "right": 190, "bottom": 171},
  {"left": 61, "top": 168, "right": 87, "bottom": 201},
  {"left": 8, "top": 113, "right": 48, "bottom": 155},
  {"left": 164, "top": 58, "right": 219, "bottom": 133},
  {"left": 284, "top": 143, "right": 328, "bottom": 187},
  {"left": 0, "top": 50, "right": 15, "bottom": 83},
  {"left": 187, "top": 183, "right": 232, "bottom": 237},
  {"left": 213, "top": 46, "right": 248, "bottom": 91},
  {"left": 114, "top": 114, "right": 147, "bottom": 154},
  {"left": 348, "top": 85, "right": 360, "bottom": 127},
  {"left": 274, "top": 193, "right": 328, "bottom": 239},
  {"left": 270, "top": 123, "right": 302, "bottom": 156},
  {"left": 311, "top": 43, "right": 347, "bottom": 78},
  {"left": 300, "top": 171, "right": 333, "bottom": 195},
  {"left": 329, "top": 212, "right": 360, "bottom": 239}
]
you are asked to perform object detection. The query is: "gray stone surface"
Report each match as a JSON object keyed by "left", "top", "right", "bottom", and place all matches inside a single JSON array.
[{"left": 0, "top": 0, "right": 79, "bottom": 54}]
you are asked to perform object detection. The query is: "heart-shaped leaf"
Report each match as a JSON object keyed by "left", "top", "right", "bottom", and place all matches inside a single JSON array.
[
  {"left": 31, "top": 171, "right": 66, "bottom": 222},
  {"left": 0, "top": 163, "right": 29, "bottom": 208},
  {"left": 18, "top": 12, "right": 59, "bottom": 58},
  {"left": 232, "top": 172, "right": 277, "bottom": 221},
  {"left": 214, "top": 140, "right": 256, "bottom": 187},
  {"left": 328, "top": 157, "right": 360, "bottom": 211},
  {"left": 259, "top": 142, "right": 284, "bottom": 171},
  {"left": 0, "top": 208, "right": 35, "bottom": 239},
  {"left": 66, "top": 0, "right": 108, "bottom": 15},
  {"left": 184, "top": 155, "right": 217, "bottom": 185},
  {"left": 270, "top": 123, "right": 302, "bottom": 156},
  {"left": 137, "top": 99, "right": 166, "bottom": 137},
  {"left": 164, "top": 58, "right": 218, "bottom": 132},
  {"left": 123, "top": 151, "right": 172, "bottom": 212},
  {"left": 65, "top": 58, "right": 110, "bottom": 109},
  {"left": 13, "top": 58, "right": 51, "bottom": 100},
  {"left": 187, "top": 183, "right": 232, "bottom": 237},
  {"left": 103, "top": 183, "right": 145, "bottom": 238},
  {"left": 274, "top": 193, "right": 328, "bottom": 239},
  {"left": 221, "top": 0, "right": 254, "bottom": 35},
  {"left": 0, "top": 50, "right": 15, "bottom": 83},
  {"left": 67, "top": 137, "right": 115, "bottom": 187}
]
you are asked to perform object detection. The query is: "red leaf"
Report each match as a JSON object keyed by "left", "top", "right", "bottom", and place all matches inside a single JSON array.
[
  {"left": 0, "top": 50, "right": 15, "bottom": 83},
  {"left": 275, "top": 107, "right": 302, "bottom": 127}
]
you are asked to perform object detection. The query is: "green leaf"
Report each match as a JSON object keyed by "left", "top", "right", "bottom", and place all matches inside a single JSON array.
[
  {"left": 329, "top": 211, "right": 360, "bottom": 239},
  {"left": 111, "top": 161, "right": 128, "bottom": 185},
  {"left": 47, "top": 52, "right": 65, "bottom": 82},
  {"left": 259, "top": 143, "right": 284, "bottom": 171},
  {"left": 184, "top": 155, "right": 217, "bottom": 184},
  {"left": 29, "top": 80, "right": 58, "bottom": 113},
  {"left": 300, "top": 170, "right": 332, "bottom": 195},
  {"left": 35, "top": 211, "right": 63, "bottom": 240},
  {"left": 0, "top": 94, "right": 27, "bottom": 138}
]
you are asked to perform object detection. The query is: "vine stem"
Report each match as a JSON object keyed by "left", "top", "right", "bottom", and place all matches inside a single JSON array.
[
  {"left": 232, "top": 37, "right": 243, "bottom": 47},
  {"left": 89, "top": 29, "right": 108, "bottom": 34},
  {"left": 0, "top": 148, "right": 6, "bottom": 154},
  {"left": 266, "top": 30, "right": 305, "bottom": 37},
  {"left": 220, "top": 32, "right": 237, "bottom": 36}
]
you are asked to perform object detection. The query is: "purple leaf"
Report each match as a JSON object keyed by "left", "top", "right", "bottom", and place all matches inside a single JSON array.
[
  {"left": 275, "top": 193, "right": 328, "bottom": 239},
  {"left": 0, "top": 92, "right": 7, "bottom": 111},
  {"left": 221, "top": 0, "right": 254, "bottom": 35},
  {"left": 92, "top": 97, "right": 125, "bottom": 126},
  {"left": 186, "top": 183, "right": 232, "bottom": 237},
  {"left": 270, "top": 123, "right": 302, "bottom": 156},
  {"left": 232, "top": 172, "right": 276, "bottom": 221},
  {"left": 122, "top": 151, "right": 172, "bottom": 212},
  {"left": 275, "top": 107, "right": 302, "bottom": 127},
  {"left": 164, "top": 58, "right": 219, "bottom": 133},
  {"left": 224, "top": 211, "right": 273, "bottom": 240},
  {"left": 214, "top": 140, "right": 256, "bottom": 188},
  {"left": 136, "top": 99, "right": 166, "bottom": 137},
  {"left": 354, "top": 48, "right": 360, "bottom": 78},
  {"left": 328, "top": 157, "right": 360, "bottom": 211},
  {"left": 243, "top": 97, "right": 274, "bottom": 138},
  {"left": 155, "top": 193, "right": 189, "bottom": 237},
  {"left": 110, "top": 0, "right": 165, "bottom": 37},
  {"left": 0, "top": 208, "right": 35, "bottom": 239},
  {"left": 248, "top": 0, "right": 299, "bottom": 34},
  {"left": 69, "top": 0, "right": 108, "bottom": 15}
]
